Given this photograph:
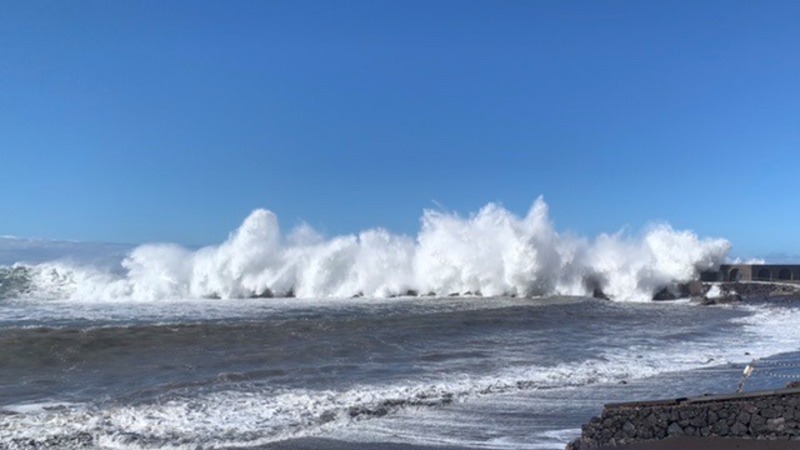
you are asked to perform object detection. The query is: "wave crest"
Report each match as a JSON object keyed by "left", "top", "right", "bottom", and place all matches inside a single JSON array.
[{"left": 0, "top": 198, "right": 730, "bottom": 302}]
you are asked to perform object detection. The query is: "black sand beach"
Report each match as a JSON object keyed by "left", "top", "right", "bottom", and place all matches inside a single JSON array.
[
  {"left": 252, "top": 438, "right": 474, "bottom": 450},
  {"left": 242, "top": 436, "right": 800, "bottom": 450}
]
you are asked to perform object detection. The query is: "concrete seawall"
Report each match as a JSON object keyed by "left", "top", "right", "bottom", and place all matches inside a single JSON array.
[{"left": 567, "top": 388, "right": 800, "bottom": 449}]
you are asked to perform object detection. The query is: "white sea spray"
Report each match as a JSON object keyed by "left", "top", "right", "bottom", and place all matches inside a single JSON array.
[{"left": 2, "top": 197, "right": 730, "bottom": 302}]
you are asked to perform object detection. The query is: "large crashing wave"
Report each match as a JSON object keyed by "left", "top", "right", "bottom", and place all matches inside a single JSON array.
[{"left": 0, "top": 198, "right": 730, "bottom": 302}]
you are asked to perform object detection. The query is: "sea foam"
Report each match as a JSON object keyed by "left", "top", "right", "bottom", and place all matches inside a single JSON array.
[{"left": 1, "top": 198, "right": 730, "bottom": 302}]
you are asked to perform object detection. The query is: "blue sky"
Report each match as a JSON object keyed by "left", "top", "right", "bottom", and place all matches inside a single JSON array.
[{"left": 1, "top": 1, "right": 798, "bottom": 258}]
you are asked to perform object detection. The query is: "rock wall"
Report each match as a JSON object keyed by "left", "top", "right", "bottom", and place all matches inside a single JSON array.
[
  {"left": 716, "top": 282, "right": 800, "bottom": 300},
  {"left": 567, "top": 389, "right": 800, "bottom": 449}
]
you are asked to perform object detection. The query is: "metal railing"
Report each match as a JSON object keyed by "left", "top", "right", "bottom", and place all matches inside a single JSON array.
[{"left": 737, "top": 358, "right": 800, "bottom": 392}]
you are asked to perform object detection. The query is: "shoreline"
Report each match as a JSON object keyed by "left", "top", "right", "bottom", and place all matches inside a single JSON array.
[{"left": 243, "top": 438, "right": 475, "bottom": 450}]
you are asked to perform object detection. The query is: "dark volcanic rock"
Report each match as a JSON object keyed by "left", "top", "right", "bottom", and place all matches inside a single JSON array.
[
  {"left": 251, "top": 288, "right": 273, "bottom": 298},
  {"left": 700, "top": 293, "right": 742, "bottom": 305},
  {"left": 566, "top": 388, "right": 800, "bottom": 449},
  {"left": 686, "top": 280, "right": 706, "bottom": 297},
  {"left": 652, "top": 287, "right": 677, "bottom": 301}
]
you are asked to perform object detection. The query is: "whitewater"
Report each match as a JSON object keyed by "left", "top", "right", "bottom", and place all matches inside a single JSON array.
[
  {"left": 1, "top": 197, "right": 730, "bottom": 303},
  {"left": 2, "top": 198, "right": 799, "bottom": 450}
]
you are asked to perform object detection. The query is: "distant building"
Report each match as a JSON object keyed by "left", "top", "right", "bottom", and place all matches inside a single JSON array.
[{"left": 700, "top": 264, "right": 800, "bottom": 283}]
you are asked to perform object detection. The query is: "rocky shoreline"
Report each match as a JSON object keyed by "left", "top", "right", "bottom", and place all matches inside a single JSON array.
[
  {"left": 566, "top": 282, "right": 800, "bottom": 450},
  {"left": 647, "top": 281, "right": 800, "bottom": 305},
  {"left": 567, "top": 387, "right": 800, "bottom": 449}
]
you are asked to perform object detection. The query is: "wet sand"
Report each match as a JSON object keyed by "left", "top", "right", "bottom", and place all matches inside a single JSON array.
[
  {"left": 244, "top": 438, "right": 474, "bottom": 450},
  {"left": 240, "top": 436, "right": 800, "bottom": 450},
  {"left": 259, "top": 437, "right": 800, "bottom": 450}
]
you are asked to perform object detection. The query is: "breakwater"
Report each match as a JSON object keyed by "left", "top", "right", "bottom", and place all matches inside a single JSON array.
[
  {"left": 567, "top": 388, "right": 800, "bottom": 449},
  {"left": 652, "top": 281, "right": 800, "bottom": 305}
]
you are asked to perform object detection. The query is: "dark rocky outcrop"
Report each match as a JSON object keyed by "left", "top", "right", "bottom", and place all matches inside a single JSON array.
[
  {"left": 652, "top": 288, "right": 678, "bottom": 301},
  {"left": 685, "top": 281, "right": 705, "bottom": 297},
  {"left": 9, "top": 432, "right": 94, "bottom": 449},
  {"left": 722, "top": 282, "right": 800, "bottom": 299},
  {"left": 699, "top": 292, "right": 742, "bottom": 305},
  {"left": 567, "top": 388, "right": 800, "bottom": 449},
  {"left": 651, "top": 281, "right": 800, "bottom": 305},
  {"left": 250, "top": 288, "right": 273, "bottom": 299}
]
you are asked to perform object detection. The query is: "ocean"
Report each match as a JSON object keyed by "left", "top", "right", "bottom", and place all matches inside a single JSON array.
[
  {"left": 2, "top": 203, "right": 799, "bottom": 449},
  {"left": 3, "top": 293, "right": 800, "bottom": 450}
]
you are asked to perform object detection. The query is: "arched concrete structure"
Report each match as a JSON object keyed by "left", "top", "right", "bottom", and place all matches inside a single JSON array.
[
  {"left": 756, "top": 268, "right": 772, "bottom": 281},
  {"left": 701, "top": 264, "right": 800, "bottom": 283}
]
